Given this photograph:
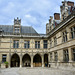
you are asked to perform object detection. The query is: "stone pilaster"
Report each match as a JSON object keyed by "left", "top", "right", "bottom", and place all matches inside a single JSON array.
[
  {"left": 48, "top": 53, "right": 50, "bottom": 63},
  {"left": 52, "top": 52, "right": 54, "bottom": 62},
  {"left": 68, "top": 48, "right": 73, "bottom": 62},
  {"left": 48, "top": 53, "right": 50, "bottom": 67},
  {"left": 58, "top": 50, "right": 64, "bottom": 62}
]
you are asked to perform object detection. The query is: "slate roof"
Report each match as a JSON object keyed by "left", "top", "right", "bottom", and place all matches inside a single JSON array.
[{"left": 0, "top": 25, "right": 38, "bottom": 34}]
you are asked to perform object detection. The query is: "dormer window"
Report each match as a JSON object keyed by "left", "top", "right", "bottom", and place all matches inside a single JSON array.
[
  {"left": 13, "top": 17, "right": 21, "bottom": 34},
  {"left": 15, "top": 27, "right": 20, "bottom": 33}
]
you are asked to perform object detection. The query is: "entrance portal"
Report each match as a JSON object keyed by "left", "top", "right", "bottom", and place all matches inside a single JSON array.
[
  {"left": 44, "top": 54, "right": 48, "bottom": 67},
  {"left": 22, "top": 54, "right": 31, "bottom": 67},
  {"left": 11, "top": 54, "right": 20, "bottom": 67},
  {"left": 33, "top": 54, "right": 42, "bottom": 67}
]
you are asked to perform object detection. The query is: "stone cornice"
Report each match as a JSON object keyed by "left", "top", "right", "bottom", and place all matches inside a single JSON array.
[{"left": 47, "top": 12, "right": 75, "bottom": 38}]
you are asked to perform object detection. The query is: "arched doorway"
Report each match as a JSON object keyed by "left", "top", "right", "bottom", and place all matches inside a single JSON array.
[
  {"left": 33, "top": 54, "right": 42, "bottom": 67},
  {"left": 22, "top": 54, "right": 31, "bottom": 67},
  {"left": 11, "top": 53, "right": 20, "bottom": 67},
  {"left": 44, "top": 54, "right": 48, "bottom": 67}
]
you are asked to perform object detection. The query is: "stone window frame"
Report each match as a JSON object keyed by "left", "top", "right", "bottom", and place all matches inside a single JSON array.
[
  {"left": 54, "top": 52, "right": 58, "bottom": 62},
  {"left": 63, "top": 49, "right": 69, "bottom": 62},
  {"left": 43, "top": 40, "right": 48, "bottom": 49},
  {"left": 24, "top": 40, "right": 30, "bottom": 49},
  {"left": 2, "top": 54, "right": 7, "bottom": 63},
  {"left": 54, "top": 36, "right": 57, "bottom": 47},
  {"left": 13, "top": 40, "right": 19, "bottom": 48},
  {"left": 14, "top": 27, "right": 20, "bottom": 33},
  {"left": 35, "top": 41, "right": 40, "bottom": 49},
  {"left": 70, "top": 26, "right": 75, "bottom": 39},
  {"left": 50, "top": 52, "right": 52, "bottom": 62},
  {"left": 50, "top": 39, "right": 52, "bottom": 48},
  {"left": 0, "top": 39, "right": 1, "bottom": 46},
  {"left": 62, "top": 30, "right": 68, "bottom": 43},
  {"left": 72, "top": 48, "right": 75, "bottom": 61}
]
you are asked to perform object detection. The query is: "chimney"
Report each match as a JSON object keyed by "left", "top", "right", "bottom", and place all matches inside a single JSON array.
[
  {"left": 67, "top": 1, "right": 74, "bottom": 6},
  {"left": 49, "top": 19, "right": 51, "bottom": 24},
  {"left": 54, "top": 13, "right": 60, "bottom": 20}
]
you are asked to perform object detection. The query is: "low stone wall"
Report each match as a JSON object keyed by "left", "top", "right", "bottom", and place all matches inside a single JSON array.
[
  {"left": 1, "top": 63, "right": 5, "bottom": 68},
  {"left": 49, "top": 62, "right": 75, "bottom": 70}
]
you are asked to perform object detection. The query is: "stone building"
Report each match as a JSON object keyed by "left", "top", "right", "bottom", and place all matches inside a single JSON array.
[{"left": 0, "top": 0, "right": 75, "bottom": 68}]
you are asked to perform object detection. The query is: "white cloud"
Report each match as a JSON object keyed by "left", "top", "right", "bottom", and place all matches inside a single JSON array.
[
  {"left": 25, "top": 14, "right": 31, "bottom": 18},
  {"left": 0, "top": 0, "right": 75, "bottom": 33},
  {"left": 2, "top": 2, "right": 15, "bottom": 13}
]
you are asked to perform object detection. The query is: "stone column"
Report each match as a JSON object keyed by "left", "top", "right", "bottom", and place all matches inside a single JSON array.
[
  {"left": 31, "top": 55, "right": 33, "bottom": 68},
  {"left": 20, "top": 53, "right": 22, "bottom": 68},
  {"left": 20, "top": 39, "right": 23, "bottom": 68},
  {"left": 9, "top": 38, "right": 12, "bottom": 68},
  {"left": 68, "top": 48, "right": 73, "bottom": 62},
  {"left": 42, "top": 55, "right": 44, "bottom": 67},
  {"left": 9, "top": 53, "right": 11, "bottom": 68}
]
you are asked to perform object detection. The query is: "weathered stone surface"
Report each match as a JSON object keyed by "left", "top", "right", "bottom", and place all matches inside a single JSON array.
[{"left": 0, "top": 68, "right": 75, "bottom": 75}]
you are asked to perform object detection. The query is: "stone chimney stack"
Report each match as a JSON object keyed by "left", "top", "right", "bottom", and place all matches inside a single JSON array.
[
  {"left": 67, "top": 1, "right": 74, "bottom": 6},
  {"left": 54, "top": 13, "right": 60, "bottom": 20},
  {"left": 50, "top": 16, "right": 53, "bottom": 24}
]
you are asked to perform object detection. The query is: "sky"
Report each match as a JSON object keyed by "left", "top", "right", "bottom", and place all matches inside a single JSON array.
[{"left": 0, "top": 0, "right": 75, "bottom": 34}]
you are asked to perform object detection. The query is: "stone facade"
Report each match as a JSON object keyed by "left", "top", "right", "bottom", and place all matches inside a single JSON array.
[{"left": 0, "top": 0, "right": 75, "bottom": 68}]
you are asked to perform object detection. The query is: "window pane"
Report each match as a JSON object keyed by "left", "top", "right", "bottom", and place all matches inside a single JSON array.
[
  {"left": 13, "top": 40, "right": 19, "bottom": 48},
  {"left": 2, "top": 54, "right": 7, "bottom": 63},
  {"left": 71, "top": 26, "right": 75, "bottom": 39},
  {"left": 63, "top": 50, "right": 69, "bottom": 62},
  {"left": 73, "top": 48, "right": 75, "bottom": 61},
  {"left": 43, "top": 40, "right": 47, "bottom": 49},
  {"left": 24, "top": 41, "right": 30, "bottom": 48},
  {"left": 35, "top": 41, "right": 40, "bottom": 49}
]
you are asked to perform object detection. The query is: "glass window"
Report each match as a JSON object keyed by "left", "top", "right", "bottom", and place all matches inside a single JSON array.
[
  {"left": 54, "top": 37, "right": 57, "bottom": 46},
  {"left": 63, "top": 50, "right": 69, "bottom": 62},
  {"left": 13, "top": 40, "right": 19, "bottom": 48},
  {"left": 24, "top": 41, "right": 30, "bottom": 49},
  {"left": 43, "top": 40, "right": 47, "bottom": 49},
  {"left": 73, "top": 48, "right": 75, "bottom": 61},
  {"left": 50, "top": 53, "right": 52, "bottom": 61},
  {"left": 54, "top": 52, "right": 58, "bottom": 61},
  {"left": 15, "top": 28, "right": 20, "bottom": 33},
  {"left": 50, "top": 39, "right": 52, "bottom": 48},
  {"left": 2, "top": 54, "right": 7, "bottom": 63},
  {"left": 63, "top": 31, "right": 67, "bottom": 42},
  {"left": 71, "top": 26, "right": 75, "bottom": 39},
  {"left": 35, "top": 41, "right": 40, "bottom": 49}
]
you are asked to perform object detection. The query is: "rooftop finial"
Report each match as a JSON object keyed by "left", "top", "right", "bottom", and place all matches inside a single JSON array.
[{"left": 14, "top": 17, "right": 21, "bottom": 25}]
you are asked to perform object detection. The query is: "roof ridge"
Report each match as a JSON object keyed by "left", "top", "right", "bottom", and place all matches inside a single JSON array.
[{"left": 0, "top": 25, "right": 13, "bottom": 26}]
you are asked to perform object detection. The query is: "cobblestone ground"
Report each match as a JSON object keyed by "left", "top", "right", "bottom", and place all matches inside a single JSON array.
[{"left": 0, "top": 67, "right": 75, "bottom": 75}]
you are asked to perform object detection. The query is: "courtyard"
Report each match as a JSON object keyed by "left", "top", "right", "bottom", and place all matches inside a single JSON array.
[{"left": 0, "top": 67, "right": 75, "bottom": 75}]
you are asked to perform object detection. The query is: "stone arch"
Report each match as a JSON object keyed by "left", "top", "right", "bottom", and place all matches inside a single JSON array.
[
  {"left": 44, "top": 53, "right": 48, "bottom": 67},
  {"left": 22, "top": 54, "right": 31, "bottom": 67},
  {"left": 33, "top": 54, "right": 42, "bottom": 67},
  {"left": 11, "top": 53, "right": 20, "bottom": 67},
  {"left": 33, "top": 53, "right": 42, "bottom": 57}
]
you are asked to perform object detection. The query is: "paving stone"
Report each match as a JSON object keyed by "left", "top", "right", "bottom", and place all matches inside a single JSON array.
[{"left": 0, "top": 67, "right": 75, "bottom": 75}]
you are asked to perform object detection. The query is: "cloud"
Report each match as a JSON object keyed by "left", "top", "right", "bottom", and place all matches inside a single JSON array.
[{"left": 0, "top": 0, "right": 75, "bottom": 34}]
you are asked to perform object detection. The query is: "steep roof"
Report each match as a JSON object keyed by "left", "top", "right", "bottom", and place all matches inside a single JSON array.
[{"left": 0, "top": 25, "right": 38, "bottom": 34}]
